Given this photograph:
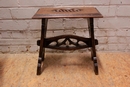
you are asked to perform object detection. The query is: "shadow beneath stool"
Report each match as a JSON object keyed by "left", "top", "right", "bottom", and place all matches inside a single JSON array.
[{"left": 41, "top": 53, "right": 103, "bottom": 74}]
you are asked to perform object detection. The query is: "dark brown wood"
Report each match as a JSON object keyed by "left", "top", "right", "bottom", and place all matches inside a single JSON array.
[
  {"left": 32, "top": 7, "right": 103, "bottom": 19},
  {"left": 33, "top": 6, "right": 103, "bottom": 75},
  {"left": 37, "top": 18, "right": 48, "bottom": 75},
  {"left": 87, "top": 18, "right": 98, "bottom": 75},
  {"left": 37, "top": 35, "right": 98, "bottom": 50}
]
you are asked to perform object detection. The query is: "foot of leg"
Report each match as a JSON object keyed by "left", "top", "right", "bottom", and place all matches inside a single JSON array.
[
  {"left": 93, "top": 57, "right": 98, "bottom": 75},
  {"left": 37, "top": 63, "right": 41, "bottom": 75},
  {"left": 37, "top": 57, "right": 42, "bottom": 75},
  {"left": 94, "top": 62, "right": 98, "bottom": 75}
]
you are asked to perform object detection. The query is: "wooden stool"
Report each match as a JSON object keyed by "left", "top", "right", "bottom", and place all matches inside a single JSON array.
[{"left": 32, "top": 7, "right": 103, "bottom": 75}]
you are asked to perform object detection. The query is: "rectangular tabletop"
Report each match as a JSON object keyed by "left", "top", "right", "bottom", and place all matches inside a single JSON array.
[{"left": 32, "top": 7, "right": 103, "bottom": 19}]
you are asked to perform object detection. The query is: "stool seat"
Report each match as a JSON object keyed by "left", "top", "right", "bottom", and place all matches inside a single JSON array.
[
  {"left": 33, "top": 7, "right": 103, "bottom": 18},
  {"left": 32, "top": 6, "right": 103, "bottom": 75}
]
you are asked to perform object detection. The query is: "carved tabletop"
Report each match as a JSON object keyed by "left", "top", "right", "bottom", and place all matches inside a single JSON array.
[{"left": 33, "top": 7, "right": 103, "bottom": 18}]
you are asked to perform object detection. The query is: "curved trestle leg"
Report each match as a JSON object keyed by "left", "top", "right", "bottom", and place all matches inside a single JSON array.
[
  {"left": 87, "top": 18, "right": 99, "bottom": 75},
  {"left": 37, "top": 18, "right": 48, "bottom": 75}
]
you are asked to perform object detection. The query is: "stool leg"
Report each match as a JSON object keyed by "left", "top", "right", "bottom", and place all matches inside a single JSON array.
[
  {"left": 87, "top": 18, "right": 98, "bottom": 75},
  {"left": 37, "top": 18, "right": 48, "bottom": 75}
]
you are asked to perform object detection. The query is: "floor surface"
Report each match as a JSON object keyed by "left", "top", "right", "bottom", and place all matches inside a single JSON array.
[{"left": 0, "top": 52, "right": 130, "bottom": 87}]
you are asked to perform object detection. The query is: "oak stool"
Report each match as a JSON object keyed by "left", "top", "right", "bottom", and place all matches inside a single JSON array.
[{"left": 32, "top": 7, "right": 103, "bottom": 75}]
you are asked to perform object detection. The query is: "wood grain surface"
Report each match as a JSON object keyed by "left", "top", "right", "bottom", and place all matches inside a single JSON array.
[{"left": 33, "top": 7, "right": 103, "bottom": 18}]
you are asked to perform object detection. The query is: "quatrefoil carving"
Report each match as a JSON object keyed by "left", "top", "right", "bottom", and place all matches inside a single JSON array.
[{"left": 49, "top": 38, "right": 86, "bottom": 48}]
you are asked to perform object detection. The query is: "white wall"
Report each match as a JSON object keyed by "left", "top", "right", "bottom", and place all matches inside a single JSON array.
[{"left": 0, "top": 0, "right": 130, "bottom": 53}]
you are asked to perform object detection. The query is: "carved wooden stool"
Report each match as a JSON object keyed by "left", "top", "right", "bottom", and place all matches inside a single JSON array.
[{"left": 32, "top": 7, "right": 103, "bottom": 75}]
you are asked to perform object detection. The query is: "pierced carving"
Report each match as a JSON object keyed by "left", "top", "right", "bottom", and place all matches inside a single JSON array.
[
  {"left": 49, "top": 41, "right": 57, "bottom": 46},
  {"left": 48, "top": 37, "right": 87, "bottom": 48},
  {"left": 37, "top": 35, "right": 98, "bottom": 50},
  {"left": 52, "top": 8, "right": 82, "bottom": 13}
]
